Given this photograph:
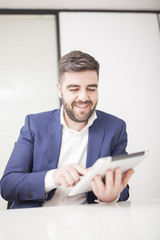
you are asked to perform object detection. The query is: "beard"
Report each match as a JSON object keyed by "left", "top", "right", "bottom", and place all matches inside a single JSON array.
[{"left": 61, "top": 96, "right": 97, "bottom": 123}]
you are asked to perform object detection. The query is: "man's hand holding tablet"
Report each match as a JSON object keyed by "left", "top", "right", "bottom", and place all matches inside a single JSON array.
[
  {"left": 91, "top": 167, "right": 134, "bottom": 202},
  {"left": 68, "top": 151, "right": 149, "bottom": 202}
]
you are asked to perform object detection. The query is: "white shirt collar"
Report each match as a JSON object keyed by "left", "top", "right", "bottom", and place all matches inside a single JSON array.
[{"left": 60, "top": 106, "right": 97, "bottom": 133}]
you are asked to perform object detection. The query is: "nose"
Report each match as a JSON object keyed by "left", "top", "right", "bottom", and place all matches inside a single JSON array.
[{"left": 77, "top": 90, "right": 89, "bottom": 102}]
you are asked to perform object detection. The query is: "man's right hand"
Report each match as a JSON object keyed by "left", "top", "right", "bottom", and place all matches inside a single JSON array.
[{"left": 52, "top": 164, "right": 88, "bottom": 188}]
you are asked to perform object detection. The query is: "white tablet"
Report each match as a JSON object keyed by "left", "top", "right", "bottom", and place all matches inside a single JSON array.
[{"left": 68, "top": 151, "right": 149, "bottom": 196}]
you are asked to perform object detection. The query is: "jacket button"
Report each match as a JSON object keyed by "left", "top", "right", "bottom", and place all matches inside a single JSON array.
[{"left": 28, "top": 193, "right": 33, "bottom": 199}]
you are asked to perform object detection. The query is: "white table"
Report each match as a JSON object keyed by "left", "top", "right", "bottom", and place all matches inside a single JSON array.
[{"left": 0, "top": 199, "right": 159, "bottom": 240}]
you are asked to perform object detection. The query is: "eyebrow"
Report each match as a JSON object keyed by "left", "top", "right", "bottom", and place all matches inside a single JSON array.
[
  {"left": 87, "top": 84, "right": 98, "bottom": 88},
  {"left": 67, "top": 84, "right": 98, "bottom": 89},
  {"left": 67, "top": 84, "right": 80, "bottom": 89}
]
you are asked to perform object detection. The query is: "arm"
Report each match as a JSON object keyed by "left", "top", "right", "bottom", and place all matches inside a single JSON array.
[
  {"left": 111, "top": 121, "right": 128, "bottom": 156},
  {"left": 111, "top": 120, "right": 131, "bottom": 202},
  {"left": 0, "top": 115, "right": 47, "bottom": 202},
  {"left": 91, "top": 120, "right": 133, "bottom": 202}
]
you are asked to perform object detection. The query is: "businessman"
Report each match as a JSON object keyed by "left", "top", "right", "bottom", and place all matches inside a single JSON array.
[{"left": 0, "top": 51, "right": 134, "bottom": 209}]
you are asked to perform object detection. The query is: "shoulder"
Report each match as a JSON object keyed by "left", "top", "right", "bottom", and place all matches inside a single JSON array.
[
  {"left": 26, "top": 109, "right": 60, "bottom": 121},
  {"left": 23, "top": 109, "right": 60, "bottom": 129},
  {"left": 20, "top": 109, "right": 61, "bottom": 137},
  {"left": 95, "top": 110, "right": 126, "bottom": 125},
  {"left": 94, "top": 110, "right": 126, "bottom": 132}
]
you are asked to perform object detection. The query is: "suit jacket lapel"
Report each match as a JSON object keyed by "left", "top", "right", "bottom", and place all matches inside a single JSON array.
[
  {"left": 86, "top": 113, "right": 104, "bottom": 168},
  {"left": 47, "top": 110, "right": 62, "bottom": 170}
]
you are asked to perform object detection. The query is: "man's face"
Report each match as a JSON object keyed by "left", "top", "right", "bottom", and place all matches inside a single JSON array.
[{"left": 57, "top": 70, "right": 98, "bottom": 123}]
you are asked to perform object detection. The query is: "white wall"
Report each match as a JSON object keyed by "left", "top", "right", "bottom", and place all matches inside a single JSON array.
[
  {"left": 59, "top": 12, "right": 160, "bottom": 200},
  {"left": 0, "top": 14, "right": 59, "bottom": 209}
]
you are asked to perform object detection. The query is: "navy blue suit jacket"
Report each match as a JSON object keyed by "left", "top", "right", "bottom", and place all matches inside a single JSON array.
[{"left": 1, "top": 109, "right": 129, "bottom": 209}]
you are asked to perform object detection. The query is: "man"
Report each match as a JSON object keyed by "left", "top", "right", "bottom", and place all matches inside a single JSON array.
[{"left": 0, "top": 51, "right": 134, "bottom": 209}]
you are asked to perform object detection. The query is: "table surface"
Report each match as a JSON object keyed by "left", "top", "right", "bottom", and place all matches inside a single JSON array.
[{"left": 0, "top": 199, "right": 160, "bottom": 240}]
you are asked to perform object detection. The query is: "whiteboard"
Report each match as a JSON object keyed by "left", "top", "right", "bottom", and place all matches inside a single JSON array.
[{"left": 0, "top": 14, "right": 59, "bottom": 209}]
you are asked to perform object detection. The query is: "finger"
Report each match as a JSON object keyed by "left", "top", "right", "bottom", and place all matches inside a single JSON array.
[
  {"left": 86, "top": 167, "right": 91, "bottom": 173},
  {"left": 105, "top": 169, "right": 113, "bottom": 191},
  {"left": 73, "top": 164, "right": 88, "bottom": 176},
  {"left": 62, "top": 169, "right": 77, "bottom": 187},
  {"left": 91, "top": 179, "right": 99, "bottom": 196},
  {"left": 114, "top": 167, "right": 122, "bottom": 188},
  {"left": 91, "top": 177, "right": 102, "bottom": 197},
  {"left": 91, "top": 175, "right": 105, "bottom": 195},
  {"left": 59, "top": 175, "right": 70, "bottom": 187},
  {"left": 53, "top": 167, "right": 79, "bottom": 187},
  {"left": 122, "top": 169, "right": 135, "bottom": 188},
  {"left": 66, "top": 166, "right": 81, "bottom": 183}
]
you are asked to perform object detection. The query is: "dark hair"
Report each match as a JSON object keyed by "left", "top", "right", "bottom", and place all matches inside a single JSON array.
[{"left": 58, "top": 50, "right": 100, "bottom": 83}]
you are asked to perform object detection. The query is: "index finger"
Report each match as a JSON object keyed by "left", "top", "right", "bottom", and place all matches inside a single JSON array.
[{"left": 73, "top": 164, "right": 88, "bottom": 176}]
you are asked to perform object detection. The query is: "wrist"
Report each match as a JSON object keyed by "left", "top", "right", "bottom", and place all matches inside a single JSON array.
[
  {"left": 95, "top": 194, "right": 120, "bottom": 203},
  {"left": 44, "top": 169, "right": 58, "bottom": 193}
]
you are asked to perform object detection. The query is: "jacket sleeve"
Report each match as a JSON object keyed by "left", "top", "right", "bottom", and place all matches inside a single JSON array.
[
  {"left": 112, "top": 120, "right": 129, "bottom": 202},
  {"left": 111, "top": 120, "right": 128, "bottom": 156},
  {"left": 0, "top": 115, "right": 47, "bottom": 202}
]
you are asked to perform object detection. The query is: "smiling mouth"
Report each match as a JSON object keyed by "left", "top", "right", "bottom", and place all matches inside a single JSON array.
[
  {"left": 73, "top": 101, "right": 92, "bottom": 109},
  {"left": 74, "top": 104, "right": 89, "bottom": 109}
]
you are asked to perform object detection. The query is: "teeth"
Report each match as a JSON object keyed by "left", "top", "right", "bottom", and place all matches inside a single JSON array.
[{"left": 75, "top": 104, "right": 88, "bottom": 108}]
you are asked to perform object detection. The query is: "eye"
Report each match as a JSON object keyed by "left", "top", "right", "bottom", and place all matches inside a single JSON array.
[
  {"left": 87, "top": 88, "right": 96, "bottom": 92},
  {"left": 70, "top": 88, "right": 79, "bottom": 92}
]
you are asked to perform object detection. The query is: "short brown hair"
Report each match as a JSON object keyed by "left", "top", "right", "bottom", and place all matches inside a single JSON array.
[{"left": 58, "top": 50, "right": 100, "bottom": 83}]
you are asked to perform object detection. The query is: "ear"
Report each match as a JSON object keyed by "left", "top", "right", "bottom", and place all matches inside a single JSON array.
[{"left": 57, "top": 82, "right": 62, "bottom": 98}]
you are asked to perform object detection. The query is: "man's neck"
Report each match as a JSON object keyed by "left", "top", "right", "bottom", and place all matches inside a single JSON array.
[{"left": 63, "top": 111, "right": 87, "bottom": 132}]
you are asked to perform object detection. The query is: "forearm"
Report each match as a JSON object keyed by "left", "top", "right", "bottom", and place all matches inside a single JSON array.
[{"left": 1, "top": 171, "right": 47, "bottom": 202}]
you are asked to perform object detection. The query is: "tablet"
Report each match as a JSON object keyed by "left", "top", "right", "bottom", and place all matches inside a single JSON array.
[{"left": 68, "top": 150, "right": 149, "bottom": 196}]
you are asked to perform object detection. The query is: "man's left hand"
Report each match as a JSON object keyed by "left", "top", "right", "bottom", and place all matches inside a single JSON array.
[{"left": 91, "top": 168, "right": 135, "bottom": 202}]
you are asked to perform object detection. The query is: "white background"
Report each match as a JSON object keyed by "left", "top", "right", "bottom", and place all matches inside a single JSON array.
[{"left": 59, "top": 12, "right": 160, "bottom": 201}]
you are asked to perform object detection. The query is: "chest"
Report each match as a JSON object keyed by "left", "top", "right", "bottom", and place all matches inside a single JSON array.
[{"left": 58, "top": 128, "right": 89, "bottom": 168}]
